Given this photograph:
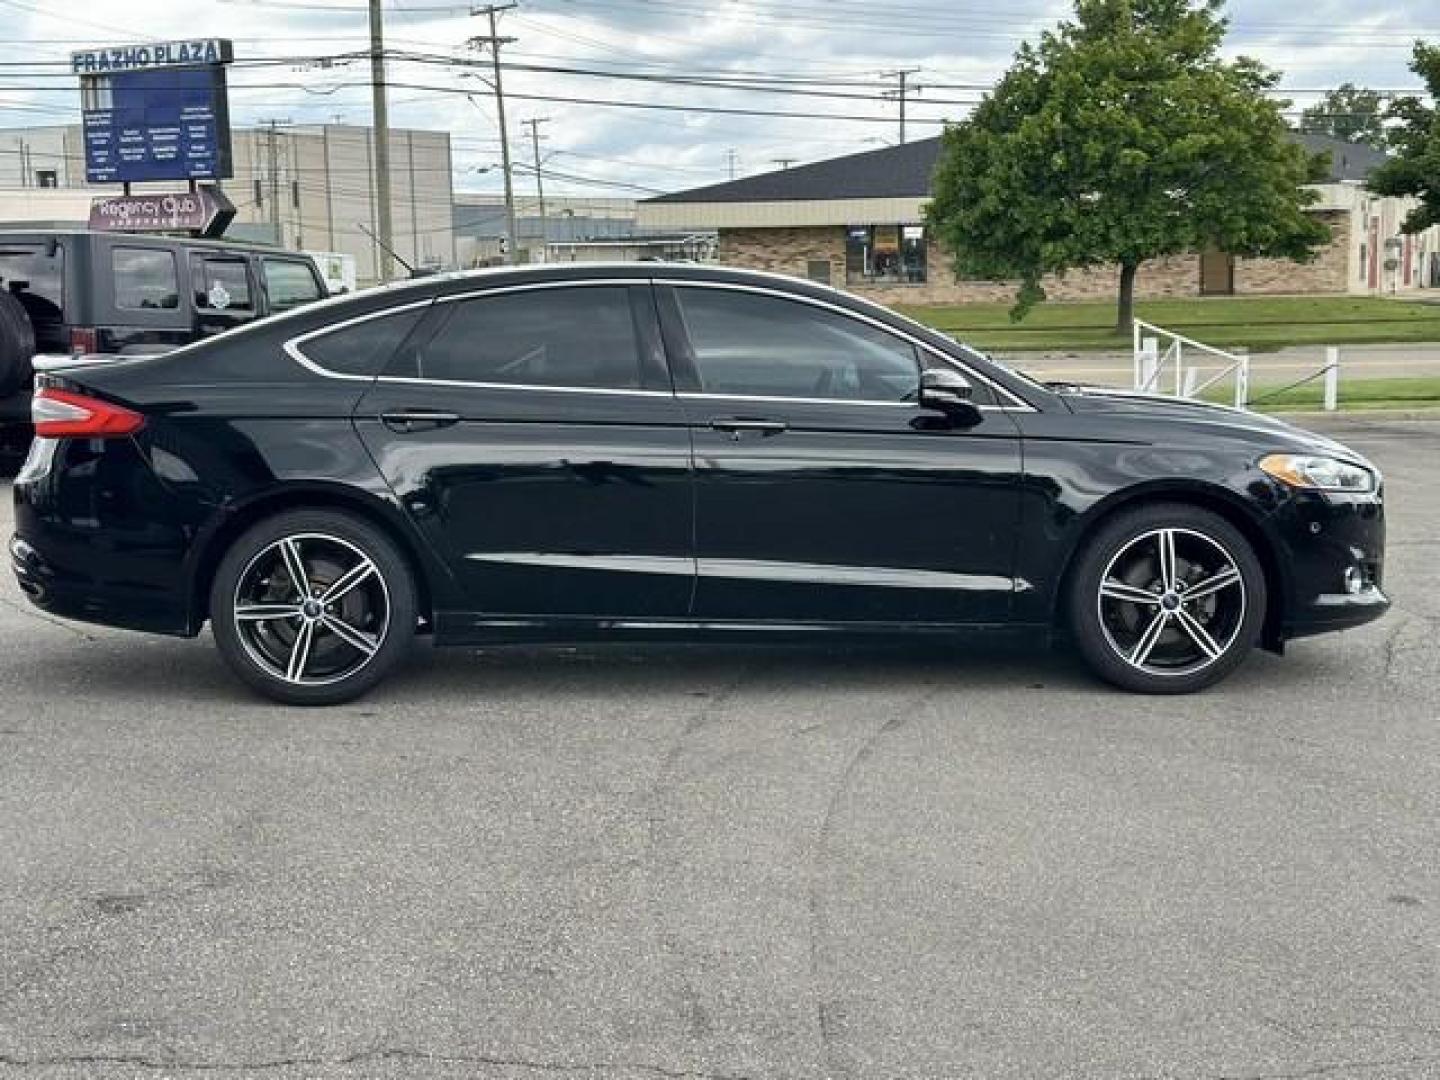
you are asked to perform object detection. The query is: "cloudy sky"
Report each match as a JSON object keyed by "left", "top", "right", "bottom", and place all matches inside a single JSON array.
[{"left": 1, "top": 0, "right": 1436, "bottom": 200}]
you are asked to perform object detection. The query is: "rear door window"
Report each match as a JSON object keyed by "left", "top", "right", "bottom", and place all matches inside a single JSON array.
[
  {"left": 0, "top": 242, "right": 65, "bottom": 330},
  {"left": 402, "top": 286, "right": 644, "bottom": 389},
  {"left": 263, "top": 259, "right": 323, "bottom": 313},
  {"left": 112, "top": 248, "right": 179, "bottom": 311},
  {"left": 191, "top": 255, "right": 256, "bottom": 323}
]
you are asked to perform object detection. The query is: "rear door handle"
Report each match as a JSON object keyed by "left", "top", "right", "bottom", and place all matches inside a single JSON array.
[
  {"left": 380, "top": 410, "right": 461, "bottom": 433},
  {"left": 709, "top": 417, "right": 788, "bottom": 438}
]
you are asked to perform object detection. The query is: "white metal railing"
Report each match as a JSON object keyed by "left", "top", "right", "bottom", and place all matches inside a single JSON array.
[
  {"left": 1131, "top": 322, "right": 1345, "bottom": 412},
  {"left": 1132, "top": 318, "right": 1250, "bottom": 408}
]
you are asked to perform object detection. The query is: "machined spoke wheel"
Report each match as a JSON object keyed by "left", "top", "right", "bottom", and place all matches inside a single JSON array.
[
  {"left": 1096, "top": 526, "right": 1247, "bottom": 679},
  {"left": 232, "top": 532, "right": 391, "bottom": 689}
]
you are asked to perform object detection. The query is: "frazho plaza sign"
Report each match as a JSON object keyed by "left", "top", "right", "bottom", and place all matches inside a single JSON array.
[
  {"left": 70, "top": 40, "right": 234, "bottom": 74},
  {"left": 74, "top": 38, "right": 234, "bottom": 185}
]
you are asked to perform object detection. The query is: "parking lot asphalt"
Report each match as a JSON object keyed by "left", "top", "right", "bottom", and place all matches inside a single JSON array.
[{"left": 1, "top": 416, "right": 1438, "bottom": 1080}]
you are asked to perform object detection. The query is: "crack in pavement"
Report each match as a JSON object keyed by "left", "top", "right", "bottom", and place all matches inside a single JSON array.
[
  {"left": 807, "top": 681, "right": 942, "bottom": 1080},
  {"left": 0, "top": 1047, "right": 766, "bottom": 1079},
  {"left": 0, "top": 594, "right": 99, "bottom": 642},
  {"left": 637, "top": 661, "right": 776, "bottom": 1045}
]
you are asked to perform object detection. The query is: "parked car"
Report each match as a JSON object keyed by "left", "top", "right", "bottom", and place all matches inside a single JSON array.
[
  {"left": 9, "top": 264, "right": 1388, "bottom": 704},
  {"left": 0, "top": 230, "right": 329, "bottom": 465}
]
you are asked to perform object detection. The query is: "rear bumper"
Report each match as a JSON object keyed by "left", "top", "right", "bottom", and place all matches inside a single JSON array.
[
  {"left": 10, "top": 436, "right": 198, "bottom": 637},
  {"left": 10, "top": 530, "right": 192, "bottom": 637}
]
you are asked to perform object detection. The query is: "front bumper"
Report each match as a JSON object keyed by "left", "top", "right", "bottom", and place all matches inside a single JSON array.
[{"left": 1272, "top": 487, "right": 1390, "bottom": 639}]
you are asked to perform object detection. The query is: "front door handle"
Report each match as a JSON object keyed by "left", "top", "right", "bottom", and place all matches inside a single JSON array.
[
  {"left": 380, "top": 410, "right": 461, "bottom": 433},
  {"left": 709, "top": 417, "right": 788, "bottom": 438}
]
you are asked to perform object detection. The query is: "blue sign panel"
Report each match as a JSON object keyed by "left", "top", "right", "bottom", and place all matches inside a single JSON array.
[{"left": 82, "top": 66, "right": 232, "bottom": 184}]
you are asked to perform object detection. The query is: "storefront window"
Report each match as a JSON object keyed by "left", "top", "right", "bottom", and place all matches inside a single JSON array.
[{"left": 845, "top": 224, "right": 928, "bottom": 285}]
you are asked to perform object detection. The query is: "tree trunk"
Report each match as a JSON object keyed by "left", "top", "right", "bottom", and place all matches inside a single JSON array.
[{"left": 1117, "top": 260, "right": 1139, "bottom": 333}]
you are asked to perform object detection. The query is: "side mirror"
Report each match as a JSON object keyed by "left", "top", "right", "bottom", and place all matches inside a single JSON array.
[{"left": 919, "top": 367, "right": 983, "bottom": 425}]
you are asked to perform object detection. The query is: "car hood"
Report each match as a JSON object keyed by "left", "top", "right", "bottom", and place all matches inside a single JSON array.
[{"left": 1055, "top": 385, "right": 1367, "bottom": 461}]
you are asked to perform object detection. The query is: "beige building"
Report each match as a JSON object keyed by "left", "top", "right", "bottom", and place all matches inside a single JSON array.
[
  {"left": 638, "top": 133, "right": 1440, "bottom": 306},
  {"left": 0, "top": 123, "right": 456, "bottom": 285}
]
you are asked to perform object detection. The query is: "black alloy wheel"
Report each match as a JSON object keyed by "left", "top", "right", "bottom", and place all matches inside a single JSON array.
[
  {"left": 1067, "top": 504, "right": 1267, "bottom": 694},
  {"left": 210, "top": 510, "right": 417, "bottom": 704}
]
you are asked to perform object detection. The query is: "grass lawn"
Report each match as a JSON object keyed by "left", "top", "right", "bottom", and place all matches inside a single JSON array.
[
  {"left": 898, "top": 295, "right": 1440, "bottom": 353},
  {"left": 1194, "top": 376, "right": 1440, "bottom": 412}
]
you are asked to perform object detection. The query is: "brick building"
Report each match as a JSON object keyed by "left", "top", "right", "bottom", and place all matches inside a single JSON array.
[{"left": 637, "top": 133, "right": 1440, "bottom": 305}]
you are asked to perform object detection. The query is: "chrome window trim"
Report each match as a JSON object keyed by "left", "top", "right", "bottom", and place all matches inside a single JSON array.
[
  {"left": 374, "top": 377, "right": 674, "bottom": 398},
  {"left": 657, "top": 278, "right": 1037, "bottom": 412},
  {"left": 677, "top": 392, "right": 913, "bottom": 408},
  {"left": 289, "top": 278, "right": 662, "bottom": 395},
  {"left": 433, "top": 277, "right": 646, "bottom": 303},
  {"left": 284, "top": 274, "right": 1036, "bottom": 411}
]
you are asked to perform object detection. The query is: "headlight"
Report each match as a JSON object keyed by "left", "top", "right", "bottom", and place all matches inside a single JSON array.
[{"left": 1259, "top": 453, "right": 1376, "bottom": 494}]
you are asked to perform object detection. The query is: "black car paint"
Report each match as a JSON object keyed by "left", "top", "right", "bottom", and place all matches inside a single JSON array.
[{"left": 9, "top": 263, "right": 1389, "bottom": 654}]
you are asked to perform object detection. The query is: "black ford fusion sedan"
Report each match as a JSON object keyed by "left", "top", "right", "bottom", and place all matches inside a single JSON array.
[{"left": 10, "top": 264, "right": 1387, "bottom": 704}]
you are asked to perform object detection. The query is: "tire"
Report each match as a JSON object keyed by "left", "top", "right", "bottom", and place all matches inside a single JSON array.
[
  {"left": 1066, "top": 503, "right": 1267, "bottom": 694},
  {"left": 210, "top": 509, "right": 417, "bottom": 705},
  {"left": 0, "top": 292, "right": 37, "bottom": 399}
]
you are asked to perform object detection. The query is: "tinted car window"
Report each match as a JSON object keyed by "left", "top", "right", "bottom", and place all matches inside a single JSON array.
[
  {"left": 192, "top": 256, "right": 255, "bottom": 319},
  {"left": 408, "top": 286, "right": 642, "bottom": 389},
  {"left": 113, "top": 247, "right": 179, "bottom": 311},
  {"left": 0, "top": 242, "right": 64, "bottom": 328},
  {"left": 674, "top": 288, "right": 920, "bottom": 402},
  {"left": 299, "top": 306, "right": 428, "bottom": 378},
  {"left": 264, "top": 259, "right": 322, "bottom": 312}
]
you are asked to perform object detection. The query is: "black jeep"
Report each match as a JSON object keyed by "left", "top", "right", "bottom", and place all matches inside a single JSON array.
[{"left": 1, "top": 230, "right": 329, "bottom": 467}]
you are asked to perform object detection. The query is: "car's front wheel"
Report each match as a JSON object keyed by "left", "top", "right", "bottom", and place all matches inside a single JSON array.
[
  {"left": 210, "top": 509, "right": 417, "bottom": 705},
  {"left": 1067, "top": 503, "right": 1267, "bottom": 694}
]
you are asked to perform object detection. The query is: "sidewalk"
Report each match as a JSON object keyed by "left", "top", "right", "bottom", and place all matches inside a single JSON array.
[{"left": 1008, "top": 341, "right": 1440, "bottom": 386}]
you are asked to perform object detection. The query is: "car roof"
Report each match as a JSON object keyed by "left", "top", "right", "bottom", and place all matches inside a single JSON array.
[
  {"left": 0, "top": 228, "right": 306, "bottom": 256},
  {"left": 419, "top": 260, "right": 849, "bottom": 300}
]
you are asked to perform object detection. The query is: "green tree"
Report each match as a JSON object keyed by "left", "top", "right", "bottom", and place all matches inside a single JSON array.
[
  {"left": 1300, "top": 83, "right": 1389, "bottom": 150},
  {"left": 926, "top": 0, "right": 1331, "bottom": 331},
  {"left": 1368, "top": 44, "right": 1440, "bottom": 235}
]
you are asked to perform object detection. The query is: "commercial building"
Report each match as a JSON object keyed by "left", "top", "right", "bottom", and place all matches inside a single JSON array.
[
  {"left": 451, "top": 194, "right": 714, "bottom": 266},
  {"left": 0, "top": 123, "right": 456, "bottom": 285},
  {"left": 638, "top": 132, "right": 1440, "bottom": 305}
]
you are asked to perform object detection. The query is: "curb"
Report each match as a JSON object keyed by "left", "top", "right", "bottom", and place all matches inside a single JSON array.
[{"left": 1261, "top": 407, "right": 1440, "bottom": 423}]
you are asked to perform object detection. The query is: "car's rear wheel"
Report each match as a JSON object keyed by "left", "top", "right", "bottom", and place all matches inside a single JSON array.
[
  {"left": 1066, "top": 504, "right": 1266, "bottom": 694},
  {"left": 210, "top": 510, "right": 416, "bottom": 705}
]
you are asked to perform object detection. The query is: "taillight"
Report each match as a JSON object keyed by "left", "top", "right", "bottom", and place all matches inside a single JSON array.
[
  {"left": 31, "top": 387, "right": 145, "bottom": 438},
  {"left": 69, "top": 327, "right": 98, "bottom": 354}
]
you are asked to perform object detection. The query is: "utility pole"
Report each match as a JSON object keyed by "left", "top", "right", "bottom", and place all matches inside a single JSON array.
[
  {"left": 257, "top": 117, "right": 292, "bottom": 246},
  {"left": 772, "top": 158, "right": 796, "bottom": 170},
  {"left": 470, "top": 4, "right": 519, "bottom": 265},
  {"left": 368, "top": 0, "right": 395, "bottom": 281},
  {"left": 882, "top": 68, "right": 922, "bottom": 144},
  {"left": 521, "top": 117, "right": 550, "bottom": 262},
  {"left": 726, "top": 148, "right": 739, "bottom": 180}
]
